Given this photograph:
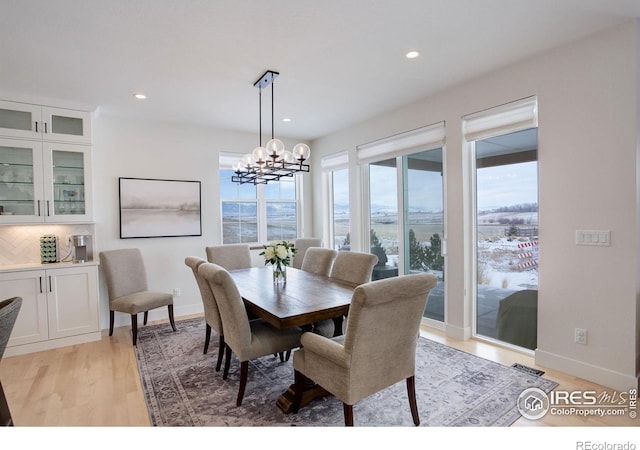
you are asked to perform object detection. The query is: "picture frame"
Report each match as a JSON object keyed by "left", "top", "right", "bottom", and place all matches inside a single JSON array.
[{"left": 119, "top": 177, "right": 202, "bottom": 238}]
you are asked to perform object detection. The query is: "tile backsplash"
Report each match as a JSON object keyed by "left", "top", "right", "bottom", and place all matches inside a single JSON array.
[{"left": 0, "top": 224, "right": 96, "bottom": 265}]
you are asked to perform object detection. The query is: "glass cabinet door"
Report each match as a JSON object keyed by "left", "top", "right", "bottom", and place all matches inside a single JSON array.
[
  {"left": 0, "top": 139, "right": 43, "bottom": 222},
  {"left": 42, "top": 107, "right": 91, "bottom": 144},
  {"left": 43, "top": 143, "right": 92, "bottom": 222},
  {"left": 0, "top": 101, "right": 41, "bottom": 140}
]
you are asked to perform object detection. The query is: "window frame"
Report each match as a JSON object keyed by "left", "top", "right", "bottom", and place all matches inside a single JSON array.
[
  {"left": 219, "top": 154, "right": 302, "bottom": 245},
  {"left": 321, "top": 151, "right": 350, "bottom": 251}
]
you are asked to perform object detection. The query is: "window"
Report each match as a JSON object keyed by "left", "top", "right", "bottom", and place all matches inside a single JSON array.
[
  {"left": 322, "top": 151, "right": 350, "bottom": 251},
  {"left": 358, "top": 123, "right": 446, "bottom": 323},
  {"left": 264, "top": 176, "right": 297, "bottom": 241},
  {"left": 220, "top": 167, "right": 299, "bottom": 244},
  {"left": 463, "top": 97, "right": 539, "bottom": 350},
  {"left": 330, "top": 168, "right": 350, "bottom": 250}
]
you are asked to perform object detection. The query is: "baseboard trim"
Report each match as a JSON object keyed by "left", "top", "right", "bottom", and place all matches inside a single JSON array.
[
  {"left": 535, "top": 349, "right": 639, "bottom": 392},
  {"left": 5, "top": 331, "right": 102, "bottom": 357},
  {"left": 445, "top": 323, "right": 472, "bottom": 341}
]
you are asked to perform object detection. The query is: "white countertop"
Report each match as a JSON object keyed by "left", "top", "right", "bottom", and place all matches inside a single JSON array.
[{"left": 0, "top": 260, "right": 99, "bottom": 273}]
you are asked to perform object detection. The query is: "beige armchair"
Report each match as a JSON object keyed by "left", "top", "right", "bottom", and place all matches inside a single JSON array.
[
  {"left": 292, "top": 273, "right": 437, "bottom": 426},
  {"left": 329, "top": 251, "right": 378, "bottom": 285},
  {"left": 292, "top": 237, "right": 322, "bottom": 269},
  {"left": 0, "top": 297, "right": 22, "bottom": 426},
  {"left": 206, "top": 244, "right": 252, "bottom": 270},
  {"left": 100, "top": 248, "right": 176, "bottom": 345},
  {"left": 199, "top": 263, "right": 303, "bottom": 406},
  {"left": 185, "top": 256, "right": 225, "bottom": 370}
]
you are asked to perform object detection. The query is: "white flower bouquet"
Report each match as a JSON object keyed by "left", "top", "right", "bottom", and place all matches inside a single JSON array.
[{"left": 259, "top": 240, "right": 297, "bottom": 282}]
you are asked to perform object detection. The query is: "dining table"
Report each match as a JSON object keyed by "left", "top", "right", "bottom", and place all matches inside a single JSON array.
[{"left": 229, "top": 265, "right": 356, "bottom": 413}]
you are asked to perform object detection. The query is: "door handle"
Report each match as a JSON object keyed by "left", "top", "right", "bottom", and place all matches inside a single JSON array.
[
  {"left": 46, "top": 200, "right": 50, "bottom": 216},
  {"left": 39, "top": 276, "right": 43, "bottom": 293},
  {"left": 35, "top": 121, "right": 38, "bottom": 133},
  {"left": 48, "top": 276, "right": 52, "bottom": 293},
  {"left": 37, "top": 200, "right": 41, "bottom": 216}
]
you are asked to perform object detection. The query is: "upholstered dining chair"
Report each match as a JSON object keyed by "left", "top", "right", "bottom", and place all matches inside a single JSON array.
[
  {"left": 300, "top": 247, "right": 337, "bottom": 277},
  {"left": 0, "top": 297, "right": 22, "bottom": 426},
  {"left": 292, "top": 237, "right": 322, "bottom": 269},
  {"left": 328, "top": 251, "right": 378, "bottom": 335},
  {"left": 206, "top": 243, "right": 287, "bottom": 362},
  {"left": 300, "top": 247, "right": 338, "bottom": 338},
  {"left": 100, "top": 248, "right": 176, "bottom": 346},
  {"left": 206, "top": 244, "right": 252, "bottom": 270},
  {"left": 292, "top": 273, "right": 437, "bottom": 426},
  {"left": 199, "top": 263, "right": 303, "bottom": 406},
  {"left": 185, "top": 256, "right": 225, "bottom": 371},
  {"left": 329, "top": 251, "right": 378, "bottom": 286}
]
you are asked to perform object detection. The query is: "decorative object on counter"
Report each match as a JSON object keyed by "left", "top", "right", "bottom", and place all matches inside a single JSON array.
[
  {"left": 39, "top": 235, "right": 58, "bottom": 263},
  {"left": 231, "top": 70, "right": 310, "bottom": 185},
  {"left": 70, "top": 234, "right": 89, "bottom": 263},
  {"left": 260, "top": 240, "right": 297, "bottom": 284}
]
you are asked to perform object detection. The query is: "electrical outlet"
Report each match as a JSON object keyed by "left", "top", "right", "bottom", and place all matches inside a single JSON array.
[
  {"left": 173, "top": 288, "right": 181, "bottom": 297},
  {"left": 574, "top": 328, "right": 587, "bottom": 345}
]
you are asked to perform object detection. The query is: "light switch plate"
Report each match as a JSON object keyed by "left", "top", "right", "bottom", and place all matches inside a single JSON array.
[{"left": 576, "top": 230, "right": 610, "bottom": 246}]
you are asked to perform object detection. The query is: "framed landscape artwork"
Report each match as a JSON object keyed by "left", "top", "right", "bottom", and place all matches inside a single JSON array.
[{"left": 119, "top": 177, "right": 202, "bottom": 238}]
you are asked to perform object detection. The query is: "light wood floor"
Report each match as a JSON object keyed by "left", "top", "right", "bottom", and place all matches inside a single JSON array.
[{"left": 0, "top": 316, "right": 637, "bottom": 427}]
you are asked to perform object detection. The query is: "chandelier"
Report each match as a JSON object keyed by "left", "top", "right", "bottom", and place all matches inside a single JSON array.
[{"left": 232, "top": 70, "right": 310, "bottom": 184}]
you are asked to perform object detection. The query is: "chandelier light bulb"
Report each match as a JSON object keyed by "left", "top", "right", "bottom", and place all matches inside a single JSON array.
[
  {"left": 292, "top": 143, "right": 311, "bottom": 161},
  {"left": 242, "top": 153, "right": 255, "bottom": 167},
  {"left": 282, "top": 150, "right": 295, "bottom": 164},
  {"left": 266, "top": 138, "right": 285, "bottom": 158},
  {"left": 252, "top": 146, "right": 268, "bottom": 163}
]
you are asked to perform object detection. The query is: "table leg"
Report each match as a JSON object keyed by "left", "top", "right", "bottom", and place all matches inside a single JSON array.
[{"left": 277, "top": 382, "right": 330, "bottom": 413}]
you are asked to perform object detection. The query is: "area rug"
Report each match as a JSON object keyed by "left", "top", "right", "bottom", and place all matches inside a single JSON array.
[{"left": 134, "top": 317, "right": 557, "bottom": 426}]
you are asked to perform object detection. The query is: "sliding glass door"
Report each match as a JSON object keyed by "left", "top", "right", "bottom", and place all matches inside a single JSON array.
[
  {"left": 474, "top": 128, "right": 538, "bottom": 349},
  {"left": 366, "top": 148, "right": 445, "bottom": 322}
]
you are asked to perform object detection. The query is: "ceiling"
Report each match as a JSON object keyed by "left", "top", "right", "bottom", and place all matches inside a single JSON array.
[{"left": 1, "top": 0, "right": 639, "bottom": 141}]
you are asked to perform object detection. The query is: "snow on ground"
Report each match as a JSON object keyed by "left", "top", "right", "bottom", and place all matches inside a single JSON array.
[{"left": 478, "top": 237, "right": 538, "bottom": 290}]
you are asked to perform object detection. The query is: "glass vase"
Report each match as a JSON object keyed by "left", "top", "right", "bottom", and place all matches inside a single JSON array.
[{"left": 272, "top": 261, "right": 286, "bottom": 284}]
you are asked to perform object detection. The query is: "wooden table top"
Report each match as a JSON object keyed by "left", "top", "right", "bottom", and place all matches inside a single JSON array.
[{"left": 229, "top": 266, "right": 355, "bottom": 330}]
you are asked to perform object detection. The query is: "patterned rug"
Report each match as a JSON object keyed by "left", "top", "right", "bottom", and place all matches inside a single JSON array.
[{"left": 134, "top": 317, "right": 557, "bottom": 426}]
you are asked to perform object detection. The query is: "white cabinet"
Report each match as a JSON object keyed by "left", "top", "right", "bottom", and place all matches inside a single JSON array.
[
  {"left": 0, "top": 139, "right": 93, "bottom": 223},
  {"left": 1, "top": 264, "right": 100, "bottom": 353},
  {"left": 0, "top": 100, "right": 91, "bottom": 144}
]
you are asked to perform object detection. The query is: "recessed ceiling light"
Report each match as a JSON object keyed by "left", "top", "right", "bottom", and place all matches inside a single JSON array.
[
  {"left": 133, "top": 93, "right": 147, "bottom": 100},
  {"left": 405, "top": 50, "right": 420, "bottom": 59},
  {"left": 282, "top": 118, "right": 292, "bottom": 123}
]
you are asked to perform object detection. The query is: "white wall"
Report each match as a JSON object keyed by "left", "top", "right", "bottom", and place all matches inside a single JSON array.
[
  {"left": 309, "top": 20, "right": 639, "bottom": 391},
  {"left": 92, "top": 115, "right": 312, "bottom": 329}
]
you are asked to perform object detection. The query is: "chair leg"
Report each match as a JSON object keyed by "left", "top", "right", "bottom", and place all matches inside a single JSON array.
[
  {"left": 406, "top": 376, "right": 420, "bottom": 426},
  {"left": 236, "top": 361, "right": 249, "bottom": 406},
  {"left": 131, "top": 314, "right": 138, "bottom": 346},
  {"left": 0, "top": 381, "right": 14, "bottom": 426},
  {"left": 215, "top": 336, "right": 225, "bottom": 372},
  {"left": 204, "top": 324, "right": 211, "bottom": 354},
  {"left": 143, "top": 311, "right": 148, "bottom": 326},
  {"left": 109, "top": 311, "right": 115, "bottom": 336},
  {"left": 168, "top": 305, "right": 177, "bottom": 331},
  {"left": 284, "top": 349, "right": 291, "bottom": 362},
  {"left": 278, "top": 352, "right": 284, "bottom": 362},
  {"left": 343, "top": 403, "right": 354, "bottom": 426},
  {"left": 223, "top": 344, "right": 232, "bottom": 380}
]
